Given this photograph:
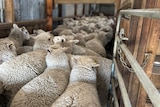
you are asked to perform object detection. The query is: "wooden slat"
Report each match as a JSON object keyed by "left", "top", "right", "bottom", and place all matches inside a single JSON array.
[
  {"left": 151, "top": 73, "right": 160, "bottom": 89},
  {"left": 54, "top": 0, "right": 115, "bottom": 4},
  {"left": 156, "top": 39, "right": 160, "bottom": 55},
  {"left": 136, "top": 0, "right": 160, "bottom": 106},
  {"left": 118, "top": 37, "right": 160, "bottom": 107},
  {"left": 126, "top": 0, "right": 144, "bottom": 107},
  {"left": 5, "top": 0, "right": 15, "bottom": 23},
  {"left": 0, "top": 19, "right": 47, "bottom": 30},
  {"left": 46, "top": 0, "right": 53, "bottom": 31}
]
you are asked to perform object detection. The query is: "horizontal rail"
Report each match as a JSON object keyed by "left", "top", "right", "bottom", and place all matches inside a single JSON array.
[
  {"left": 120, "top": 9, "right": 160, "bottom": 19},
  {"left": 117, "top": 37, "right": 160, "bottom": 107},
  {"left": 54, "top": 0, "right": 115, "bottom": 4},
  {"left": 0, "top": 19, "right": 47, "bottom": 30},
  {"left": 113, "top": 58, "right": 132, "bottom": 107},
  {"left": 53, "top": 16, "right": 82, "bottom": 22}
]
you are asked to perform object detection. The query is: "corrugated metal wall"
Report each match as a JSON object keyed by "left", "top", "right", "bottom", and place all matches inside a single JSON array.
[{"left": 14, "top": 0, "right": 45, "bottom": 21}]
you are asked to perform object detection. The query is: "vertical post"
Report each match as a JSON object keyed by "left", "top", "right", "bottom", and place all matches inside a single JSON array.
[
  {"left": 74, "top": 4, "right": 77, "bottom": 16},
  {"left": 46, "top": 0, "right": 53, "bottom": 31},
  {"left": 115, "top": 0, "right": 121, "bottom": 16},
  {"left": 5, "top": 0, "right": 15, "bottom": 23}
]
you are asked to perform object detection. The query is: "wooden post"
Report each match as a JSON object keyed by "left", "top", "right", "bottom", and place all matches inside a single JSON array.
[
  {"left": 5, "top": 0, "right": 15, "bottom": 23},
  {"left": 115, "top": 0, "right": 121, "bottom": 15},
  {"left": 46, "top": 0, "right": 53, "bottom": 31}
]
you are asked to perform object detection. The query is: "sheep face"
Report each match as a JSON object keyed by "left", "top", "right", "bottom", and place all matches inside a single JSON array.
[
  {"left": 46, "top": 45, "right": 69, "bottom": 68},
  {"left": 53, "top": 36, "right": 66, "bottom": 44},
  {"left": 33, "top": 32, "right": 54, "bottom": 51},
  {"left": 20, "top": 26, "right": 31, "bottom": 40},
  {"left": 0, "top": 39, "right": 17, "bottom": 64},
  {"left": 33, "top": 29, "right": 45, "bottom": 35}
]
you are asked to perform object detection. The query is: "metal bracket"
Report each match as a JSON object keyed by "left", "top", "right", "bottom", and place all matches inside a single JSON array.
[{"left": 119, "top": 28, "right": 129, "bottom": 41}]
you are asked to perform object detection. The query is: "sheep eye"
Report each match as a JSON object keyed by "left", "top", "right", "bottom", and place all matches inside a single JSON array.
[
  {"left": 48, "top": 38, "right": 51, "bottom": 41},
  {"left": 47, "top": 49, "right": 51, "bottom": 53}
]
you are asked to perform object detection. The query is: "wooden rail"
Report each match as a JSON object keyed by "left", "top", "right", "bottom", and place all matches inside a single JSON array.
[{"left": 54, "top": 0, "right": 115, "bottom": 4}]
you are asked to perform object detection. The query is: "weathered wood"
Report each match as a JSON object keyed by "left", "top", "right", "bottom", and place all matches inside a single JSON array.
[
  {"left": 136, "top": 0, "right": 160, "bottom": 107},
  {"left": 156, "top": 39, "right": 160, "bottom": 55},
  {"left": 117, "top": 2, "right": 143, "bottom": 107},
  {"left": 151, "top": 73, "right": 160, "bottom": 89},
  {"left": 0, "top": 19, "right": 47, "bottom": 38},
  {"left": 55, "top": 0, "right": 115, "bottom": 4},
  {"left": 46, "top": 0, "right": 53, "bottom": 31},
  {"left": 119, "top": 18, "right": 131, "bottom": 91},
  {"left": 5, "top": 0, "right": 15, "bottom": 23},
  {"left": 118, "top": 36, "right": 160, "bottom": 107},
  {"left": 115, "top": 0, "right": 121, "bottom": 15},
  {"left": 0, "top": 19, "right": 47, "bottom": 30}
]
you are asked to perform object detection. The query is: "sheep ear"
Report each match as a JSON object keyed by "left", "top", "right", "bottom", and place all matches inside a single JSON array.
[
  {"left": 93, "top": 63, "right": 100, "bottom": 67},
  {"left": 13, "top": 24, "right": 19, "bottom": 29},
  {"left": 62, "top": 47, "right": 69, "bottom": 52},
  {"left": 69, "top": 40, "right": 79, "bottom": 44},
  {"left": 33, "top": 30, "right": 37, "bottom": 34}
]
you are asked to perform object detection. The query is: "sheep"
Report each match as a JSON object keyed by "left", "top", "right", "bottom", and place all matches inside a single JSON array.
[
  {"left": 69, "top": 55, "right": 112, "bottom": 107},
  {"left": 11, "top": 46, "right": 71, "bottom": 107},
  {"left": 51, "top": 56, "right": 101, "bottom": 107},
  {"left": 59, "top": 29, "right": 74, "bottom": 36},
  {"left": 53, "top": 28, "right": 69, "bottom": 36},
  {"left": 0, "top": 38, "right": 17, "bottom": 64},
  {"left": 52, "top": 36, "right": 101, "bottom": 56},
  {"left": 33, "top": 32, "right": 54, "bottom": 51},
  {"left": 8, "top": 24, "right": 30, "bottom": 48},
  {"left": 0, "top": 50, "right": 47, "bottom": 106},
  {"left": 33, "top": 29, "right": 46, "bottom": 35},
  {"left": 85, "top": 29, "right": 113, "bottom": 57},
  {"left": 16, "top": 46, "right": 33, "bottom": 55}
]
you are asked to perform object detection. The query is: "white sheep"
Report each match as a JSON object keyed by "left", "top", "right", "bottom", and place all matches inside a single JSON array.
[
  {"left": 59, "top": 29, "right": 74, "bottom": 36},
  {"left": 69, "top": 55, "right": 112, "bottom": 107},
  {"left": 8, "top": 24, "right": 30, "bottom": 48},
  {"left": 53, "top": 36, "right": 101, "bottom": 56},
  {"left": 53, "top": 27, "right": 68, "bottom": 36},
  {"left": 16, "top": 46, "right": 33, "bottom": 55},
  {"left": 51, "top": 56, "right": 101, "bottom": 107},
  {"left": 0, "top": 50, "right": 47, "bottom": 106},
  {"left": 33, "top": 29, "right": 46, "bottom": 35},
  {"left": 0, "top": 38, "right": 17, "bottom": 64},
  {"left": 11, "top": 46, "right": 70, "bottom": 107},
  {"left": 85, "top": 29, "right": 113, "bottom": 57},
  {"left": 33, "top": 32, "right": 54, "bottom": 51}
]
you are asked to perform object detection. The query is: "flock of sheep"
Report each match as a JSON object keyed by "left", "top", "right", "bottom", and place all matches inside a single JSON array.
[{"left": 0, "top": 15, "right": 115, "bottom": 107}]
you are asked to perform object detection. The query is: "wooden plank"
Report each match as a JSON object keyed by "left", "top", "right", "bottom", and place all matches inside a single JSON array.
[
  {"left": 55, "top": 0, "right": 115, "bottom": 4},
  {"left": 156, "top": 39, "right": 160, "bottom": 55},
  {"left": 5, "top": 0, "right": 15, "bottom": 23},
  {"left": 115, "top": 0, "right": 121, "bottom": 15},
  {"left": 0, "top": 19, "right": 47, "bottom": 30},
  {"left": 46, "top": 0, "right": 53, "bottom": 31},
  {"left": 122, "top": 0, "right": 143, "bottom": 107},
  {"left": 151, "top": 73, "right": 160, "bottom": 89},
  {"left": 119, "top": 18, "right": 131, "bottom": 91}
]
